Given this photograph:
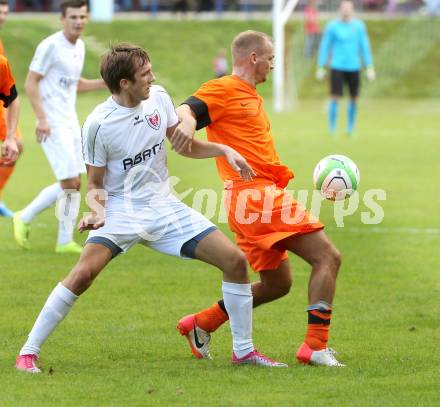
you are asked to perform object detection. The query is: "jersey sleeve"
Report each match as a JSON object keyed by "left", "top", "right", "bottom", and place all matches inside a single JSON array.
[
  {"left": 318, "top": 22, "right": 332, "bottom": 68},
  {"left": 0, "top": 57, "right": 18, "bottom": 108},
  {"left": 29, "top": 38, "right": 56, "bottom": 76},
  {"left": 359, "top": 22, "right": 373, "bottom": 68},
  {"left": 82, "top": 117, "right": 107, "bottom": 167},
  {"left": 182, "top": 80, "right": 227, "bottom": 130}
]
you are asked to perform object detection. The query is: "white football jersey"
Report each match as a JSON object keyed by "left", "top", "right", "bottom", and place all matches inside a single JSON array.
[
  {"left": 29, "top": 31, "right": 85, "bottom": 127},
  {"left": 82, "top": 85, "right": 178, "bottom": 207}
]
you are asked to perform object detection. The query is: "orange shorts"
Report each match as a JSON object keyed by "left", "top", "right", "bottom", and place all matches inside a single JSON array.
[{"left": 225, "top": 179, "right": 324, "bottom": 272}]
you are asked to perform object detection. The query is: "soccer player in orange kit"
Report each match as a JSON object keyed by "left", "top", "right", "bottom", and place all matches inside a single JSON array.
[
  {"left": 0, "top": 0, "right": 22, "bottom": 217},
  {"left": 173, "top": 30, "right": 345, "bottom": 367},
  {"left": 0, "top": 53, "right": 19, "bottom": 166}
]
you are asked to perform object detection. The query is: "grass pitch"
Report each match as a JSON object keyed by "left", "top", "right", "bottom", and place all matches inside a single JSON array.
[
  {"left": 0, "top": 95, "right": 439, "bottom": 406},
  {"left": 0, "top": 17, "right": 439, "bottom": 407}
]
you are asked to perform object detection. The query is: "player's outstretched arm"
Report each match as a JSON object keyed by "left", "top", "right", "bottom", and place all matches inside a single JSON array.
[
  {"left": 0, "top": 57, "right": 19, "bottom": 163},
  {"left": 188, "top": 141, "right": 255, "bottom": 182},
  {"left": 78, "top": 165, "right": 107, "bottom": 233},
  {"left": 167, "top": 126, "right": 255, "bottom": 181},
  {"left": 77, "top": 77, "right": 107, "bottom": 93},
  {"left": 1, "top": 96, "right": 19, "bottom": 164},
  {"left": 360, "top": 22, "right": 373, "bottom": 70},
  {"left": 25, "top": 71, "right": 51, "bottom": 142},
  {"left": 171, "top": 104, "right": 197, "bottom": 153},
  {"left": 317, "top": 23, "right": 332, "bottom": 72}
]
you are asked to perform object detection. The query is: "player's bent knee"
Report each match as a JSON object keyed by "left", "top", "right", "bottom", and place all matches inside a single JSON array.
[
  {"left": 272, "top": 276, "right": 292, "bottom": 298},
  {"left": 72, "top": 180, "right": 81, "bottom": 191},
  {"left": 281, "top": 279, "right": 293, "bottom": 296},
  {"left": 230, "top": 249, "right": 247, "bottom": 272},
  {"left": 60, "top": 178, "right": 81, "bottom": 191},
  {"left": 335, "top": 248, "right": 342, "bottom": 269},
  {"left": 315, "top": 241, "right": 341, "bottom": 271},
  {"left": 267, "top": 283, "right": 291, "bottom": 300},
  {"left": 329, "top": 247, "right": 342, "bottom": 272},
  {"left": 259, "top": 264, "right": 292, "bottom": 300},
  {"left": 321, "top": 246, "right": 341, "bottom": 276},
  {"left": 224, "top": 249, "right": 247, "bottom": 278}
]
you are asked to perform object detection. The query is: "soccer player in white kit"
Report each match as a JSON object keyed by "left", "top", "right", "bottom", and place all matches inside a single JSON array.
[
  {"left": 15, "top": 43, "right": 287, "bottom": 373},
  {"left": 13, "top": 0, "right": 106, "bottom": 253}
]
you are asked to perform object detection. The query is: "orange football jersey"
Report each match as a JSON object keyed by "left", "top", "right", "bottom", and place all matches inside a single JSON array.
[{"left": 189, "top": 75, "right": 294, "bottom": 188}]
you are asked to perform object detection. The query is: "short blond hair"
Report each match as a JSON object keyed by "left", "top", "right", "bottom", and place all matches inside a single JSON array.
[{"left": 231, "top": 30, "right": 272, "bottom": 62}]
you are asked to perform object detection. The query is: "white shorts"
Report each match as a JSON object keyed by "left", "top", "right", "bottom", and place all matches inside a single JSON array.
[
  {"left": 41, "top": 123, "right": 86, "bottom": 181},
  {"left": 86, "top": 195, "right": 216, "bottom": 258}
]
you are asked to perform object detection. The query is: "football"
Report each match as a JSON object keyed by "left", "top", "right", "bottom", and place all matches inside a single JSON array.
[{"left": 313, "top": 155, "right": 360, "bottom": 201}]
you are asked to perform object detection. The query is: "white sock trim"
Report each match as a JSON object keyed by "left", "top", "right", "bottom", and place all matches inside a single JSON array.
[
  {"left": 56, "top": 282, "right": 79, "bottom": 305},
  {"left": 222, "top": 281, "right": 252, "bottom": 296}
]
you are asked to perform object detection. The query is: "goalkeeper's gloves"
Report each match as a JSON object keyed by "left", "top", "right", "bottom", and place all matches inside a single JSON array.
[
  {"left": 316, "top": 67, "right": 326, "bottom": 81},
  {"left": 366, "top": 66, "right": 376, "bottom": 81}
]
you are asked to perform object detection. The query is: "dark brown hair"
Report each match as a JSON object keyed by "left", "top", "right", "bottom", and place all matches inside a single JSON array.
[
  {"left": 100, "top": 43, "right": 150, "bottom": 94},
  {"left": 0, "top": 0, "right": 9, "bottom": 6},
  {"left": 60, "top": 0, "right": 87, "bottom": 16}
]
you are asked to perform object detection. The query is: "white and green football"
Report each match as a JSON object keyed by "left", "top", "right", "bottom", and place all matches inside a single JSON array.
[{"left": 313, "top": 155, "right": 360, "bottom": 201}]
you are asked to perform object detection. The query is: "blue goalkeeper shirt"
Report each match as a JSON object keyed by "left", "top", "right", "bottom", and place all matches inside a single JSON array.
[{"left": 318, "top": 18, "right": 373, "bottom": 71}]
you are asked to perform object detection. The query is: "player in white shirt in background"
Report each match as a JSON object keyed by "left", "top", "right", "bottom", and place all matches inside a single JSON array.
[
  {"left": 13, "top": 0, "right": 106, "bottom": 254},
  {"left": 15, "top": 43, "right": 288, "bottom": 373}
]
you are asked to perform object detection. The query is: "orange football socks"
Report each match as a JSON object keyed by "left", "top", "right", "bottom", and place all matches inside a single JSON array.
[
  {"left": 195, "top": 302, "right": 229, "bottom": 333},
  {"left": 305, "top": 307, "right": 332, "bottom": 351}
]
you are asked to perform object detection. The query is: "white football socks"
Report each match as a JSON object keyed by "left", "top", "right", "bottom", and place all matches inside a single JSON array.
[
  {"left": 20, "top": 183, "right": 62, "bottom": 223},
  {"left": 20, "top": 283, "right": 78, "bottom": 356},
  {"left": 222, "top": 281, "right": 254, "bottom": 359},
  {"left": 19, "top": 282, "right": 254, "bottom": 358},
  {"left": 56, "top": 190, "right": 81, "bottom": 245}
]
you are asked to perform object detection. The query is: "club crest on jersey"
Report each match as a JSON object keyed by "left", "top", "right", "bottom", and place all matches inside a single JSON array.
[{"left": 146, "top": 110, "right": 161, "bottom": 130}]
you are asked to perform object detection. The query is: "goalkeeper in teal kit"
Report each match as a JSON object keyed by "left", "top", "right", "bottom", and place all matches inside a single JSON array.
[{"left": 317, "top": 0, "right": 375, "bottom": 135}]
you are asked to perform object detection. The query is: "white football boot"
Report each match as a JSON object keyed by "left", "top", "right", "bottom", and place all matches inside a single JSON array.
[
  {"left": 177, "top": 314, "right": 212, "bottom": 359},
  {"left": 297, "top": 342, "right": 345, "bottom": 367}
]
